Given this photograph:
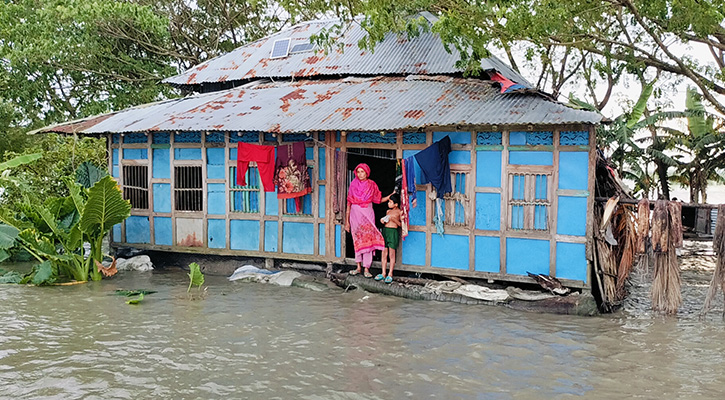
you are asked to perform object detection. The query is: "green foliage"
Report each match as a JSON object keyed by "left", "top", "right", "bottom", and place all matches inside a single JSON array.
[
  {"left": 126, "top": 293, "right": 145, "bottom": 305},
  {"left": 0, "top": 166, "right": 131, "bottom": 283},
  {"left": 187, "top": 262, "right": 204, "bottom": 292},
  {"left": 75, "top": 161, "right": 109, "bottom": 189},
  {"left": 115, "top": 289, "right": 158, "bottom": 296},
  {"left": 30, "top": 261, "right": 55, "bottom": 285},
  {"left": 0, "top": 0, "right": 177, "bottom": 129},
  {"left": 0, "top": 270, "right": 23, "bottom": 284}
]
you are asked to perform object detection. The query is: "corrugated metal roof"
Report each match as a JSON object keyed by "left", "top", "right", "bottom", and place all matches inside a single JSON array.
[
  {"left": 163, "top": 15, "right": 531, "bottom": 88},
  {"left": 43, "top": 76, "right": 601, "bottom": 135}
]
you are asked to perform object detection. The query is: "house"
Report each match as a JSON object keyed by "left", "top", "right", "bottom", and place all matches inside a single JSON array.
[{"left": 42, "top": 14, "right": 602, "bottom": 290}]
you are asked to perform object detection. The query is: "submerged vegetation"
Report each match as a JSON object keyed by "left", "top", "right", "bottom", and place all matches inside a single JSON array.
[{"left": 0, "top": 158, "right": 131, "bottom": 284}]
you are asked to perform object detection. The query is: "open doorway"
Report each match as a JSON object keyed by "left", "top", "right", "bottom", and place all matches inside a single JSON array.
[{"left": 345, "top": 148, "right": 397, "bottom": 260}]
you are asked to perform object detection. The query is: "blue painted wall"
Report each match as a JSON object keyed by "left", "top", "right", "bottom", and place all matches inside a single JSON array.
[
  {"left": 449, "top": 150, "right": 471, "bottom": 164},
  {"left": 112, "top": 223, "right": 122, "bottom": 242},
  {"left": 508, "top": 151, "right": 553, "bottom": 165},
  {"left": 207, "top": 148, "right": 225, "bottom": 179},
  {"left": 318, "top": 148, "right": 326, "bottom": 180},
  {"left": 556, "top": 242, "right": 587, "bottom": 281},
  {"left": 402, "top": 231, "right": 425, "bottom": 266},
  {"left": 432, "top": 234, "right": 469, "bottom": 269},
  {"left": 558, "top": 152, "right": 589, "bottom": 190},
  {"left": 475, "top": 236, "right": 500, "bottom": 272},
  {"left": 318, "top": 185, "right": 326, "bottom": 216},
  {"left": 230, "top": 220, "right": 259, "bottom": 251},
  {"left": 153, "top": 149, "right": 170, "bottom": 179},
  {"left": 408, "top": 191, "right": 426, "bottom": 226},
  {"left": 476, "top": 151, "right": 501, "bottom": 187},
  {"left": 126, "top": 216, "right": 150, "bottom": 244},
  {"left": 208, "top": 219, "right": 226, "bottom": 249},
  {"left": 112, "top": 149, "right": 119, "bottom": 178},
  {"left": 283, "top": 222, "right": 314, "bottom": 254},
  {"left": 506, "top": 238, "right": 549, "bottom": 275},
  {"left": 319, "top": 224, "right": 325, "bottom": 256},
  {"left": 265, "top": 221, "right": 278, "bottom": 252},
  {"left": 335, "top": 225, "right": 341, "bottom": 257},
  {"left": 153, "top": 183, "right": 171, "bottom": 213},
  {"left": 265, "top": 192, "right": 278, "bottom": 215},
  {"left": 557, "top": 196, "right": 588, "bottom": 236},
  {"left": 175, "top": 148, "right": 202, "bottom": 160},
  {"left": 123, "top": 149, "right": 148, "bottom": 160},
  {"left": 433, "top": 131, "right": 470, "bottom": 144},
  {"left": 207, "top": 183, "right": 226, "bottom": 215},
  {"left": 154, "top": 217, "right": 172, "bottom": 245},
  {"left": 475, "top": 193, "right": 500, "bottom": 230}
]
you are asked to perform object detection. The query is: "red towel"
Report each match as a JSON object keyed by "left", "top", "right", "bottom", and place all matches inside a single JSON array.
[{"left": 237, "top": 142, "right": 275, "bottom": 192}]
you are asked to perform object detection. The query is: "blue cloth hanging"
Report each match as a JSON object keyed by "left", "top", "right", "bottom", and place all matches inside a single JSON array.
[{"left": 414, "top": 136, "right": 452, "bottom": 199}]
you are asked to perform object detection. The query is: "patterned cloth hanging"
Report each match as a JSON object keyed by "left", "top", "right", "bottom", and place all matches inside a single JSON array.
[{"left": 274, "top": 142, "right": 311, "bottom": 212}]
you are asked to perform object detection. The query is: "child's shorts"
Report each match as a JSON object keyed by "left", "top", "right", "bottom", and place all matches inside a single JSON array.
[{"left": 382, "top": 227, "right": 400, "bottom": 249}]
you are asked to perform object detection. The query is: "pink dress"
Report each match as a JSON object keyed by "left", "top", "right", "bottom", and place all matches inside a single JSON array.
[{"left": 347, "top": 164, "right": 385, "bottom": 266}]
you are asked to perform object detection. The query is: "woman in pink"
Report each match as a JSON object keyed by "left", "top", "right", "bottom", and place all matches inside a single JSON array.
[{"left": 345, "top": 163, "right": 385, "bottom": 278}]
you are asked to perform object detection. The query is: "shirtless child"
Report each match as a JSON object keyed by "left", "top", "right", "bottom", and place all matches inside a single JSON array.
[{"left": 375, "top": 193, "right": 401, "bottom": 284}]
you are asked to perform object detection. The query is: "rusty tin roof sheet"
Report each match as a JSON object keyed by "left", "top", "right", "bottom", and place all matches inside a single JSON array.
[
  {"left": 44, "top": 76, "right": 601, "bottom": 135},
  {"left": 163, "top": 15, "right": 531, "bottom": 88}
]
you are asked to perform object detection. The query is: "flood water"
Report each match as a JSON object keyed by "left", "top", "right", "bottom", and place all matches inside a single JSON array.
[{"left": 2, "top": 266, "right": 725, "bottom": 399}]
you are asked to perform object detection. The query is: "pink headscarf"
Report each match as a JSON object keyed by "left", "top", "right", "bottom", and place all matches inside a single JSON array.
[{"left": 347, "top": 163, "right": 382, "bottom": 205}]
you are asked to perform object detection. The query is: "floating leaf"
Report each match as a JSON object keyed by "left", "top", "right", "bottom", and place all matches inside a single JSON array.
[
  {"left": 187, "top": 262, "right": 204, "bottom": 292},
  {"left": 115, "top": 289, "right": 157, "bottom": 297},
  {"left": 126, "top": 293, "right": 145, "bottom": 305},
  {"left": 95, "top": 258, "right": 118, "bottom": 277}
]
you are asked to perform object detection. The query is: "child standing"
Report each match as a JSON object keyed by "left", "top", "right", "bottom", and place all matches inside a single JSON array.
[{"left": 376, "top": 193, "right": 401, "bottom": 284}]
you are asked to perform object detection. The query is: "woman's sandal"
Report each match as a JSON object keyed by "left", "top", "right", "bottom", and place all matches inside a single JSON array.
[
  {"left": 384, "top": 276, "right": 393, "bottom": 284},
  {"left": 374, "top": 274, "right": 384, "bottom": 281},
  {"left": 349, "top": 270, "right": 360, "bottom": 276},
  {"left": 363, "top": 270, "right": 373, "bottom": 278}
]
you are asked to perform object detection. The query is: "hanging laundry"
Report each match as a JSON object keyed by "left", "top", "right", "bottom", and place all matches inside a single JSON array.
[
  {"left": 399, "top": 158, "right": 410, "bottom": 240},
  {"left": 414, "top": 135, "right": 452, "bottom": 199},
  {"left": 404, "top": 155, "right": 417, "bottom": 208},
  {"left": 274, "top": 142, "right": 311, "bottom": 212},
  {"left": 237, "top": 142, "right": 275, "bottom": 191},
  {"left": 333, "top": 149, "right": 348, "bottom": 219}
]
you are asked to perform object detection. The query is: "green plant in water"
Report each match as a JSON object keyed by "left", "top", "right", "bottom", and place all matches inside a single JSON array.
[
  {"left": 126, "top": 293, "right": 144, "bottom": 305},
  {"left": 1, "top": 171, "right": 131, "bottom": 282},
  {"left": 188, "top": 262, "right": 204, "bottom": 292}
]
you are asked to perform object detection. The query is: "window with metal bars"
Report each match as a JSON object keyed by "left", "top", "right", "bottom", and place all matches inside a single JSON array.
[
  {"left": 122, "top": 165, "right": 148, "bottom": 209},
  {"left": 443, "top": 171, "right": 469, "bottom": 227},
  {"left": 509, "top": 172, "right": 550, "bottom": 231},
  {"left": 229, "top": 166, "right": 260, "bottom": 213},
  {"left": 174, "top": 166, "right": 203, "bottom": 211}
]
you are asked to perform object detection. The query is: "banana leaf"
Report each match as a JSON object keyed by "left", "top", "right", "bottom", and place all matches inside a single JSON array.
[{"left": 0, "top": 153, "right": 42, "bottom": 172}]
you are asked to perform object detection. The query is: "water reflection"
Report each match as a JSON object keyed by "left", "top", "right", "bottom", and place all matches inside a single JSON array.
[{"left": 1, "top": 269, "right": 725, "bottom": 399}]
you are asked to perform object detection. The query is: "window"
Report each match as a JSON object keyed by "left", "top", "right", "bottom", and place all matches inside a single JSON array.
[
  {"left": 230, "top": 166, "right": 260, "bottom": 213},
  {"left": 509, "top": 172, "right": 551, "bottom": 231},
  {"left": 443, "top": 171, "right": 469, "bottom": 227},
  {"left": 174, "top": 166, "right": 202, "bottom": 211},
  {"left": 122, "top": 165, "right": 148, "bottom": 209}
]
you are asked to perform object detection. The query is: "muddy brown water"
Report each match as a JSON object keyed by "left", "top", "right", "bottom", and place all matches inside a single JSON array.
[{"left": 2, "top": 255, "right": 725, "bottom": 399}]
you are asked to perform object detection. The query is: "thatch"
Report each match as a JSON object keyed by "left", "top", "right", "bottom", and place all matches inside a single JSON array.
[
  {"left": 650, "top": 200, "right": 682, "bottom": 314},
  {"left": 636, "top": 198, "right": 650, "bottom": 254},
  {"left": 701, "top": 204, "right": 725, "bottom": 316}
]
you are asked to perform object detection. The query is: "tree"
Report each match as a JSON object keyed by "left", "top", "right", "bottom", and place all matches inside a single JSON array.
[
  {"left": 284, "top": 1, "right": 725, "bottom": 115},
  {"left": 667, "top": 88, "right": 725, "bottom": 203},
  {"left": 0, "top": 0, "right": 178, "bottom": 129}
]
